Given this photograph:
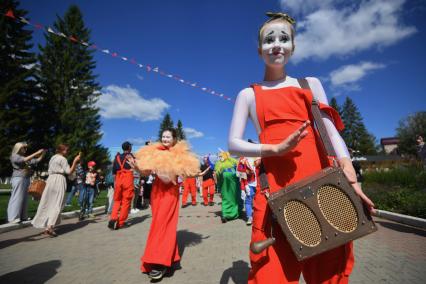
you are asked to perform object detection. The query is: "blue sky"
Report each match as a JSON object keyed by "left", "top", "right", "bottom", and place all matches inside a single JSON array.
[{"left": 18, "top": 0, "right": 426, "bottom": 156}]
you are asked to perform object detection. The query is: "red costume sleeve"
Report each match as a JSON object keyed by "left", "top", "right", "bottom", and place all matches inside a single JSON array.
[{"left": 319, "top": 103, "right": 345, "bottom": 132}]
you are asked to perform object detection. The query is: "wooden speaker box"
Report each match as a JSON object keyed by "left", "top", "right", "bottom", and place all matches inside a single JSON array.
[{"left": 267, "top": 166, "right": 377, "bottom": 261}]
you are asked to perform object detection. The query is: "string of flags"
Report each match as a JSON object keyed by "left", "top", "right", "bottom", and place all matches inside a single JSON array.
[{"left": 4, "top": 9, "right": 234, "bottom": 102}]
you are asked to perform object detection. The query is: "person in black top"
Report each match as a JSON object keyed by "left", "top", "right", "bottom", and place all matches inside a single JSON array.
[
  {"left": 141, "top": 141, "right": 154, "bottom": 209},
  {"left": 108, "top": 141, "right": 135, "bottom": 230},
  {"left": 200, "top": 156, "right": 216, "bottom": 206}
]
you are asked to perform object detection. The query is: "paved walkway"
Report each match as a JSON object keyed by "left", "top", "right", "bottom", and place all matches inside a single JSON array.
[{"left": 0, "top": 197, "right": 425, "bottom": 284}]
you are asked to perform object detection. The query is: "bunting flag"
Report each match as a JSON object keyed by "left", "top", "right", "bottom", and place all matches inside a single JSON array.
[{"left": 3, "top": 9, "right": 233, "bottom": 102}]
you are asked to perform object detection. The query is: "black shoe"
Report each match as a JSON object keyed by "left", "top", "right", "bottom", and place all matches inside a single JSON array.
[
  {"left": 221, "top": 217, "right": 227, "bottom": 223},
  {"left": 209, "top": 202, "right": 214, "bottom": 206},
  {"left": 191, "top": 203, "right": 197, "bottom": 206},
  {"left": 108, "top": 220, "right": 116, "bottom": 230},
  {"left": 149, "top": 266, "right": 167, "bottom": 280},
  {"left": 181, "top": 204, "right": 188, "bottom": 208},
  {"left": 113, "top": 220, "right": 119, "bottom": 230}
]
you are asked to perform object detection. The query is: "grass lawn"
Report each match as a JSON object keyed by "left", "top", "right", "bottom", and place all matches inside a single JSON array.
[
  {"left": 0, "top": 189, "right": 108, "bottom": 225},
  {"left": 0, "top": 183, "right": 12, "bottom": 190}
]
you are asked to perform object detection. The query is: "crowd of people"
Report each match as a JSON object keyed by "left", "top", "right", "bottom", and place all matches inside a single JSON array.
[
  {"left": 5, "top": 134, "right": 258, "bottom": 278},
  {"left": 7, "top": 11, "right": 421, "bottom": 284}
]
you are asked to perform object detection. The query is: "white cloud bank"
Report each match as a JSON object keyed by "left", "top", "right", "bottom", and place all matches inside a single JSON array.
[
  {"left": 330, "top": 61, "right": 385, "bottom": 87},
  {"left": 184, "top": 127, "right": 204, "bottom": 139},
  {"left": 97, "top": 85, "right": 170, "bottom": 121},
  {"left": 280, "top": 0, "right": 416, "bottom": 62}
]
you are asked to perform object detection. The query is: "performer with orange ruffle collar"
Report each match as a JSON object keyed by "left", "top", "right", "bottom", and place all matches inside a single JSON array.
[{"left": 128, "top": 128, "right": 200, "bottom": 281}]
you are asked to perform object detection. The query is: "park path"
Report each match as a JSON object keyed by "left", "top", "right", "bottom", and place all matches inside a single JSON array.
[{"left": 0, "top": 197, "right": 425, "bottom": 284}]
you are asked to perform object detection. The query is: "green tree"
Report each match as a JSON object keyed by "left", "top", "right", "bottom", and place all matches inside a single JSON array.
[
  {"left": 341, "top": 97, "right": 377, "bottom": 155},
  {"left": 0, "top": 1, "right": 39, "bottom": 177},
  {"left": 176, "top": 120, "right": 186, "bottom": 141},
  {"left": 158, "top": 113, "right": 174, "bottom": 141},
  {"left": 329, "top": 97, "right": 342, "bottom": 116},
  {"left": 37, "top": 5, "right": 109, "bottom": 168},
  {"left": 396, "top": 111, "right": 426, "bottom": 156}
]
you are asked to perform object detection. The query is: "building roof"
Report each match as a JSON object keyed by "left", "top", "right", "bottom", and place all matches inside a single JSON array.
[{"left": 380, "top": 137, "right": 399, "bottom": 145}]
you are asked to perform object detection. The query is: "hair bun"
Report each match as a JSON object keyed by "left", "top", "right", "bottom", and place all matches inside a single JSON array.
[{"left": 266, "top": 12, "right": 296, "bottom": 25}]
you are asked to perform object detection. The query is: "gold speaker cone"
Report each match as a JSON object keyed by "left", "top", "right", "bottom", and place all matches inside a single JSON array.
[
  {"left": 284, "top": 200, "right": 322, "bottom": 247},
  {"left": 318, "top": 185, "right": 358, "bottom": 233}
]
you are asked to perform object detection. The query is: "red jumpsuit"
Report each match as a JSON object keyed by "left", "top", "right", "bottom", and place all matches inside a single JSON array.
[
  {"left": 202, "top": 178, "right": 215, "bottom": 205},
  {"left": 248, "top": 85, "right": 354, "bottom": 284},
  {"left": 110, "top": 154, "right": 134, "bottom": 228},
  {"left": 141, "top": 174, "right": 181, "bottom": 271},
  {"left": 201, "top": 164, "right": 215, "bottom": 205},
  {"left": 182, "top": 177, "right": 197, "bottom": 206}
]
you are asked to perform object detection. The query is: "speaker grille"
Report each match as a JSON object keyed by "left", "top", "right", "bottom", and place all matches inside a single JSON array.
[
  {"left": 317, "top": 185, "right": 358, "bottom": 233},
  {"left": 284, "top": 200, "right": 322, "bottom": 247}
]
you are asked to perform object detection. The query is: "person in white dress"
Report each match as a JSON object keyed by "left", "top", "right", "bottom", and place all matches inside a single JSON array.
[{"left": 32, "top": 144, "right": 80, "bottom": 236}]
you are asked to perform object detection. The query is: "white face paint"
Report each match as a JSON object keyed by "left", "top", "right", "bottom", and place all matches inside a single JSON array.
[
  {"left": 259, "top": 22, "right": 294, "bottom": 67},
  {"left": 161, "top": 131, "right": 175, "bottom": 148}
]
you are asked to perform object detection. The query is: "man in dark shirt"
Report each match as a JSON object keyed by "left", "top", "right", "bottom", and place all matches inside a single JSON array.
[
  {"left": 200, "top": 157, "right": 216, "bottom": 206},
  {"left": 108, "top": 141, "right": 135, "bottom": 230}
]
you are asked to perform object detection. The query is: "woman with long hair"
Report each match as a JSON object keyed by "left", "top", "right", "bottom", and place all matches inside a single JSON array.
[
  {"left": 7, "top": 142, "right": 45, "bottom": 223},
  {"left": 32, "top": 144, "right": 80, "bottom": 236}
]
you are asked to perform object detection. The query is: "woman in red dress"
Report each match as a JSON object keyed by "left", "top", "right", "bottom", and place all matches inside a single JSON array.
[
  {"left": 228, "top": 12, "right": 375, "bottom": 284},
  {"left": 129, "top": 128, "right": 199, "bottom": 281}
]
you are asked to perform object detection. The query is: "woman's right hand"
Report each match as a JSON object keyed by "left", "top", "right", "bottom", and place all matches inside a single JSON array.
[
  {"left": 36, "top": 149, "right": 45, "bottom": 156},
  {"left": 263, "top": 121, "right": 310, "bottom": 156},
  {"left": 74, "top": 153, "right": 81, "bottom": 163}
]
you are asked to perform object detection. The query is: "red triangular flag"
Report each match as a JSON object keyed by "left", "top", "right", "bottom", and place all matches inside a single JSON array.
[
  {"left": 5, "top": 9, "right": 16, "bottom": 19},
  {"left": 69, "top": 35, "right": 78, "bottom": 42}
]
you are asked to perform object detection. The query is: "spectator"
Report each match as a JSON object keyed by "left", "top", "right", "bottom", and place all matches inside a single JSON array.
[
  {"left": 416, "top": 135, "right": 426, "bottom": 167},
  {"left": 32, "top": 144, "right": 80, "bottom": 236},
  {"left": 83, "top": 161, "right": 97, "bottom": 218},
  {"left": 65, "top": 160, "right": 85, "bottom": 206},
  {"left": 104, "top": 167, "right": 115, "bottom": 215},
  {"left": 7, "top": 142, "right": 45, "bottom": 223}
]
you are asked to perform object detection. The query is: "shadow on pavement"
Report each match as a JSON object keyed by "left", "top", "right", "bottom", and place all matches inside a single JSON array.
[
  {"left": 219, "top": 260, "right": 250, "bottom": 284},
  {"left": 0, "top": 260, "right": 61, "bottom": 284},
  {"left": 177, "top": 229, "right": 208, "bottom": 257},
  {"left": 55, "top": 219, "right": 97, "bottom": 235},
  {"left": 128, "top": 214, "right": 151, "bottom": 226},
  {"left": 0, "top": 232, "right": 44, "bottom": 250},
  {"left": 376, "top": 220, "right": 426, "bottom": 237}
]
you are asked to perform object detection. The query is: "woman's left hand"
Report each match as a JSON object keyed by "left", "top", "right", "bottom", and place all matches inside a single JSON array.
[{"left": 339, "top": 157, "right": 375, "bottom": 213}]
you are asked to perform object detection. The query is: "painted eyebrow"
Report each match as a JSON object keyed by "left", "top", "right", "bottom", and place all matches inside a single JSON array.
[
  {"left": 281, "top": 31, "right": 289, "bottom": 35},
  {"left": 266, "top": 31, "right": 274, "bottom": 36}
]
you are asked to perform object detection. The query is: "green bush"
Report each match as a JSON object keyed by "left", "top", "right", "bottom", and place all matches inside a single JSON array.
[
  {"left": 364, "top": 165, "right": 426, "bottom": 189},
  {"left": 364, "top": 184, "right": 426, "bottom": 219},
  {"left": 363, "top": 165, "right": 426, "bottom": 218}
]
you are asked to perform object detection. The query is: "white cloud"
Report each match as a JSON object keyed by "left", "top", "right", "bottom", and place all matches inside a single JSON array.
[
  {"left": 184, "top": 127, "right": 204, "bottom": 139},
  {"left": 281, "top": 0, "right": 338, "bottom": 16},
  {"left": 97, "top": 85, "right": 170, "bottom": 121},
  {"left": 127, "top": 137, "right": 146, "bottom": 145},
  {"left": 136, "top": 74, "right": 144, "bottom": 81},
  {"left": 279, "top": 0, "right": 416, "bottom": 62},
  {"left": 330, "top": 61, "right": 385, "bottom": 86}
]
